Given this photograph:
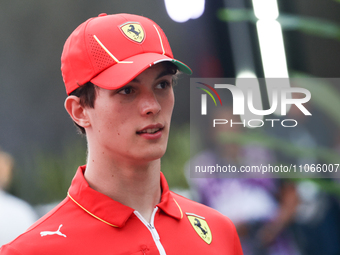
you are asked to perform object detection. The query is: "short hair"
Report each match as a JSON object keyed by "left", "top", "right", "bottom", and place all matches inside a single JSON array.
[{"left": 69, "top": 62, "right": 179, "bottom": 135}]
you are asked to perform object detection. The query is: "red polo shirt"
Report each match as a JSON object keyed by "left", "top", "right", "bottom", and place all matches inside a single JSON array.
[{"left": 0, "top": 166, "right": 243, "bottom": 254}]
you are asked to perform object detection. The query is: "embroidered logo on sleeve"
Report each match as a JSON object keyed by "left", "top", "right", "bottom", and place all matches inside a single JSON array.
[
  {"left": 40, "top": 224, "right": 67, "bottom": 238},
  {"left": 187, "top": 214, "right": 212, "bottom": 244}
]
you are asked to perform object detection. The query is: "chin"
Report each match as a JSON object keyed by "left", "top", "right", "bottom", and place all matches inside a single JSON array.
[
  {"left": 148, "top": 151, "right": 166, "bottom": 161},
  {"left": 139, "top": 148, "right": 167, "bottom": 163}
]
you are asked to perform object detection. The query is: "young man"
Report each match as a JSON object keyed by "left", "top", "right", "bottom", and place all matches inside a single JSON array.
[{"left": 0, "top": 13, "right": 243, "bottom": 254}]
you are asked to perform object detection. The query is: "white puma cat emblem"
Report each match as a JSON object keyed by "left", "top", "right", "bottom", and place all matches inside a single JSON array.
[{"left": 40, "top": 224, "right": 67, "bottom": 238}]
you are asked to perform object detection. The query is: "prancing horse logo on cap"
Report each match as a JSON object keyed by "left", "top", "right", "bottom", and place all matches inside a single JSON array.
[{"left": 120, "top": 22, "right": 145, "bottom": 43}]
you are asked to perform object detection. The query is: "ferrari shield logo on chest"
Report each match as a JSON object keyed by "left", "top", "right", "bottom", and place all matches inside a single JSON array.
[
  {"left": 187, "top": 215, "right": 212, "bottom": 244},
  {"left": 120, "top": 22, "right": 145, "bottom": 43}
]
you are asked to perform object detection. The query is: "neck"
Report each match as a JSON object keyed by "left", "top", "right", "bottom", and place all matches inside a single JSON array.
[{"left": 84, "top": 151, "right": 162, "bottom": 223}]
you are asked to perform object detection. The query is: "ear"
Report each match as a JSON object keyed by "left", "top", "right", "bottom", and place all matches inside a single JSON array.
[{"left": 64, "top": 96, "right": 91, "bottom": 129}]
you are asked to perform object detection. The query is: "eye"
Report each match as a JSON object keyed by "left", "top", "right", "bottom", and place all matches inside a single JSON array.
[
  {"left": 118, "top": 86, "right": 134, "bottom": 95},
  {"left": 155, "top": 80, "right": 171, "bottom": 90}
]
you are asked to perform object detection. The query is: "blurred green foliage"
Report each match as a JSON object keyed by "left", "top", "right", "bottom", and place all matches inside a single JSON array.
[
  {"left": 216, "top": 7, "right": 340, "bottom": 197},
  {"left": 10, "top": 139, "right": 87, "bottom": 205},
  {"left": 220, "top": 131, "right": 339, "bottom": 166},
  {"left": 218, "top": 9, "right": 340, "bottom": 40},
  {"left": 291, "top": 74, "right": 340, "bottom": 127},
  {"left": 161, "top": 124, "right": 190, "bottom": 189}
]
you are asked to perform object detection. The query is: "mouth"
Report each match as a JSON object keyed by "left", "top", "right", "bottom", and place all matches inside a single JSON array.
[
  {"left": 137, "top": 128, "right": 162, "bottom": 134},
  {"left": 136, "top": 124, "right": 164, "bottom": 136}
]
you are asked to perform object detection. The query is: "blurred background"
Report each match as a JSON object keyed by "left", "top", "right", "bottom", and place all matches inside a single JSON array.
[{"left": 0, "top": 0, "right": 340, "bottom": 254}]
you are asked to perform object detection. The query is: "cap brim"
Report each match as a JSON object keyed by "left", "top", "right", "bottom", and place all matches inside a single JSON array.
[{"left": 91, "top": 52, "right": 192, "bottom": 90}]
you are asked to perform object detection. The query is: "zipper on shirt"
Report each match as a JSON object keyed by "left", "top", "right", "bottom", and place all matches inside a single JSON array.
[{"left": 134, "top": 207, "right": 167, "bottom": 255}]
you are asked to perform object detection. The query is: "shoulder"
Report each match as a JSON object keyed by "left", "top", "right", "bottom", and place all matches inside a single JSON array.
[
  {"left": 171, "top": 191, "right": 236, "bottom": 230},
  {"left": 170, "top": 191, "right": 243, "bottom": 254}
]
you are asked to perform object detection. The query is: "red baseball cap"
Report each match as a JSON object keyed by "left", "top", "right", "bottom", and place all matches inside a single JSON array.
[{"left": 61, "top": 13, "right": 192, "bottom": 95}]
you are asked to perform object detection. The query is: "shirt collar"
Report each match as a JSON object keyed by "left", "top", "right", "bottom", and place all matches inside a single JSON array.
[
  {"left": 158, "top": 172, "right": 183, "bottom": 220},
  {"left": 68, "top": 166, "right": 183, "bottom": 228}
]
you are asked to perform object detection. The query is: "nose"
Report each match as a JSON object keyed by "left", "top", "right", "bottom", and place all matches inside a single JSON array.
[{"left": 139, "top": 91, "right": 161, "bottom": 116}]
